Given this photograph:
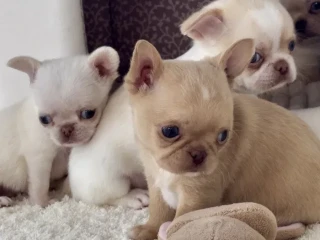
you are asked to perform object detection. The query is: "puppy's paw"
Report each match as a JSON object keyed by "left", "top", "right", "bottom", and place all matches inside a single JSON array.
[
  {"left": 128, "top": 224, "right": 157, "bottom": 240},
  {"left": 113, "top": 188, "right": 149, "bottom": 209},
  {"left": 0, "top": 197, "right": 13, "bottom": 207}
]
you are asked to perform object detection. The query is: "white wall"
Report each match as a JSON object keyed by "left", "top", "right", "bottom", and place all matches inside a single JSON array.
[{"left": 0, "top": 0, "right": 87, "bottom": 109}]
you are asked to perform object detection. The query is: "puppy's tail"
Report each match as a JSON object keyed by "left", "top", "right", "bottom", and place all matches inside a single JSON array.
[{"left": 276, "top": 223, "right": 306, "bottom": 240}]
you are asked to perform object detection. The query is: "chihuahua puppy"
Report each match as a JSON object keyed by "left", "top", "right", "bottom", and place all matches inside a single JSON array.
[
  {"left": 68, "top": 84, "right": 149, "bottom": 209},
  {"left": 281, "top": 0, "right": 320, "bottom": 41},
  {"left": 125, "top": 40, "right": 320, "bottom": 240},
  {"left": 178, "top": 0, "right": 297, "bottom": 95},
  {"left": 179, "top": 0, "right": 320, "bottom": 140},
  {"left": 2, "top": 46, "right": 119, "bottom": 207},
  {"left": 280, "top": 0, "right": 320, "bottom": 84}
]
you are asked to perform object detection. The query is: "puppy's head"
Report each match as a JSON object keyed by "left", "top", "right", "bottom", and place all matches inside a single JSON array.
[
  {"left": 7, "top": 47, "right": 119, "bottom": 147},
  {"left": 181, "top": 0, "right": 297, "bottom": 94},
  {"left": 125, "top": 39, "right": 254, "bottom": 175},
  {"left": 281, "top": 0, "right": 320, "bottom": 41}
]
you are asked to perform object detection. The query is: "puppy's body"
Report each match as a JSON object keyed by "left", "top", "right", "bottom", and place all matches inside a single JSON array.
[
  {"left": 0, "top": 98, "right": 67, "bottom": 206},
  {"left": 126, "top": 40, "right": 320, "bottom": 240},
  {"left": 4, "top": 46, "right": 119, "bottom": 207},
  {"left": 69, "top": 86, "right": 148, "bottom": 209}
]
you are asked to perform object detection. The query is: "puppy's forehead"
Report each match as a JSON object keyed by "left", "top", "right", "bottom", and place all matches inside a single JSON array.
[
  {"left": 160, "top": 60, "right": 226, "bottom": 101},
  {"left": 249, "top": 1, "right": 294, "bottom": 52},
  {"left": 147, "top": 61, "right": 233, "bottom": 128},
  {"left": 33, "top": 58, "right": 104, "bottom": 111}
]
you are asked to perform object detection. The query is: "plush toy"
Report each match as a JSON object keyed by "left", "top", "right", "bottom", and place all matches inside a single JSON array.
[{"left": 158, "top": 203, "right": 306, "bottom": 240}]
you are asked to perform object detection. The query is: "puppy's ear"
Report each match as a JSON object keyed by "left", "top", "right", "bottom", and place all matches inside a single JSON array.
[
  {"left": 7, "top": 56, "right": 41, "bottom": 83},
  {"left": 88, "top": 46, "right": 120, "bottom": 80},
  {"left": 219, "top": 39, "right": 255, "bottom": 80},
  {"left": 125, "top": 40, "right": 163, "bottom": 94},
  {"left": 180, "top": 8, "right": 225, "bottom": 41}
]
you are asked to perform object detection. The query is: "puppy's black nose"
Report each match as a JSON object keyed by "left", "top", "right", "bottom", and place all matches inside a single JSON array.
[
  {"left": 61, "top": 125, "right": 74, "bottom": 138},
  {"left": 190, "top": 150, "right": 207, "bottom": 166},
  {"left": 295, "top": 19, "right": 307, "bottom": 33}
]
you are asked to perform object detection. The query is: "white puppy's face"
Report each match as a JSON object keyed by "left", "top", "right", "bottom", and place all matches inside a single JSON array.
[
  {"left": 8, "top": 47, "right": 119, "bottom": 147},
  {"left": 181, "top": 0, "right": 297, "bottom": 94}
]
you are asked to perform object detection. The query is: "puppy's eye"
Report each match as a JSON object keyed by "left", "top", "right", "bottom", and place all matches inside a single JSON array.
[
  {"left": 161, "top": 126, "right": 180, "bottom": 139},
  {"left": 39, "top": 115, "right": 52, "bottom": 125},
  {"left": 250, "top": 52, "right": 263, "bottom": 64},
  {"left": 217, "top": 129, "right": 229, "bottom": 144},
  {"left": 80, "top": 110, "right": 96, "bottom": 120},
  {"left": 288, "top": 40, "right": 295, "bottom": 52},
  {"left": 310, "top": 1, "right": 320, "bottom": 13}
]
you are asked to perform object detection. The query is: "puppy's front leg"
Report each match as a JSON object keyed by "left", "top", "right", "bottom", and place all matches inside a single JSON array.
[
  {"left": 26, "top": 151, "right": 56, "bottom": 207},
  {"left": 129, "top": 185, "right": 175, "bottom": 240},
  {"left": 175, "top": 185, "right": 223, "bottom": 218}
]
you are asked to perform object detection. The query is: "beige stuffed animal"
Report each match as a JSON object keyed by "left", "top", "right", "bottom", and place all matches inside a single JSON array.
[{"left": 158, "top": 203, "right": 306, "bottom": 240}]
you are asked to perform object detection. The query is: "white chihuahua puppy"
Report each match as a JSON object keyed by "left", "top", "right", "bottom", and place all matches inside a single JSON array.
[
  {"left": 178, "top": 0, "right": 320, "bottom": 138},
  {"left": 178, "top": 0, "right": 297, "bottom": 94},
  {"left": 2, "top": 46, "right": 118, "bottom": 207},
  {"left": 68, "top": 84, "right": 149, "bottom": 209}
]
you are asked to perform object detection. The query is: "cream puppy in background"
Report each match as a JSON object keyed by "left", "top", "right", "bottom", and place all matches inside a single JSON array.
[
  {"left": 126, "top": 39, "right": 320, "bottom": 240},
  {"left": 1, "top": 46, "right": 118, "bottom": 207},
  {"left": 178, "top": 0, "right": 297, "bottom": 95},
  {"left": 68, "top": 82, "right": 149, "bottom": 209},
  {"left": 178, "top": 0, "right": 320, "bottom": 139},
  {"left": 281, "top": 0, "right": 320, "bottom": 40}
]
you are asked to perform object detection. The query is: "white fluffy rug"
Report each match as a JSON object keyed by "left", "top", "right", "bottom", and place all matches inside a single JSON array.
[{"left": 0, "top": 196, "right": 319, "bottom": 240}]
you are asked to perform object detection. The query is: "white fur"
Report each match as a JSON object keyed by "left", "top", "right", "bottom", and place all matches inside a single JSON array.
[
  {"left": 201, "top": 85, "right": 211, "bottom": 100},
  {"left": 0, "top": 98, "right": 67, "bottom": 207},
  {"left": 69, "top": 86, "right": 148, "bottom": 209},
  {"left": 155, "top": 169, "right": 178, "bottom": 209},
  {"left": 249, "top": 3, "right": 283, "bottom": 52}
]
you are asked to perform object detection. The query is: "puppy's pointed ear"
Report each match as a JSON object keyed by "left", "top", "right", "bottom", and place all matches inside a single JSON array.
[
  {"left": 7, "top": 56, "right": 41, "bottom": 83},
  {"left": 219, "top": 39, "right": 255, "bottom": 80},
  {"left": 88, "top": 46, "right": 120, "bottom": 80},
  {"left": 125, "top": 40, "right": 163, "bottom": 94},
  {"left": 180, "top": 8, "right": 225, "bottom": 41}
]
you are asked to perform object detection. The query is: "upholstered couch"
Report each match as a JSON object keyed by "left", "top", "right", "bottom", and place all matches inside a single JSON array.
[{"left": 81, "top": 0, "right": 320, "bottom": 109}]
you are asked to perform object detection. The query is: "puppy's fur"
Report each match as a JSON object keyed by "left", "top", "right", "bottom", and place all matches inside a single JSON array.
[
  {"left": 2, "top": 47, "right": 118, "bottom": 207},
  {"left": 68, "top": 85, "right": 148, "bottom": 209},
  {"left": 178, "top": 0, "right": 296, "bottom": 95},
  {"left": 125, "top": 40, "right": 320, "bottom": 240}
]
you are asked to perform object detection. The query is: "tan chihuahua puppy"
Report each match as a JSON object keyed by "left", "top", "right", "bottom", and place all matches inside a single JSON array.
[{"left": 125, "top": 39, "right": 320, "bottom": 240}]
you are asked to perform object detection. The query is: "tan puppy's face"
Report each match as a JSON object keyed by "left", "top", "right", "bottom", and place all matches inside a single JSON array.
[
  {"left": 8, "top": 47, "right": 119, "bottom": 147},
  {"left": 181, "top": 0, "right": 297, "bottom": 94},
  {"left": 281, "top": 0, "right": 320, "bottom": 40},
  {"left": 125, "top": 39, "right": 254, "bottom": 175}
]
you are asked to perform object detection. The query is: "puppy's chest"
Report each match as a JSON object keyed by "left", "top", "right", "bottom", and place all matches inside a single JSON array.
[{"left": 155, "top": 170, "right": 179, "bottom": 209}]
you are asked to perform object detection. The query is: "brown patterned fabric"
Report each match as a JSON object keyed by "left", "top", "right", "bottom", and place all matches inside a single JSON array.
[{"left": 82, "top": 0, "right": 211, "bottom": 75}]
